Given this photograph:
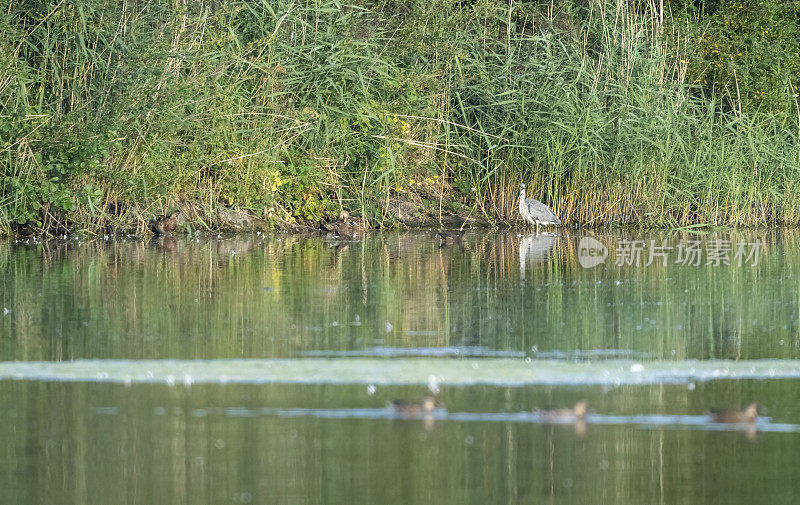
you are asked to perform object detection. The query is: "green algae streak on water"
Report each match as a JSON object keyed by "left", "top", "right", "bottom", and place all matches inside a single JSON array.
[
  {"left": 1, "top": 358, "right": 799, "bottom": 385},
  {"left": 2, "top": 230, "right": 800, "bottom": 505}
]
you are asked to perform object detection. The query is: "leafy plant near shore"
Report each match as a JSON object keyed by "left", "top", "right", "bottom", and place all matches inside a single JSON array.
[
  {"left": 672, "top": 0, "right": 800, "bottom": 113},
  {"left": 1, "top": 0, "right": 799, "bottom": 235}
]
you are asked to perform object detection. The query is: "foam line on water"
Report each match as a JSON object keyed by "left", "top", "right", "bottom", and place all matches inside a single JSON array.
[
  {"left": 302, "top": 346, "right": 527, "bottom": 358},
  {"left": 1, "top": 358, "right": 800, "bottom": 385}
]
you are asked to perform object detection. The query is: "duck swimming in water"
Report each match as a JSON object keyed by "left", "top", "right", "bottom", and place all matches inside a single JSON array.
[
  {"left": 152, "top": 210, "right": 180, "bottom": 236},
  {"left": 323, "top": 210, "right": 362, "bottom": 239},
  {"left": 389, "top": 396, "right": 438, "bottom": 416},
  {"left": 537, "top": 401, "right": 588, "bottom": 422},
  {"left": 436, "top": 229, "right": 465, "bottom": 246},
  {"left": 710, "top": 403, "right": 758, "bottom": 424}
]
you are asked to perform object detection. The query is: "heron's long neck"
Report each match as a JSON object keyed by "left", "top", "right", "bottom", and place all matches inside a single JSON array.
[{"left": 520, "top": 188, "right": 525, "bottom": 201}]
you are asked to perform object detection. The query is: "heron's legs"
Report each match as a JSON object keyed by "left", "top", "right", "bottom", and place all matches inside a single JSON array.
[{"left": 535, "top": 221, "right": 540, "bottom": 234}]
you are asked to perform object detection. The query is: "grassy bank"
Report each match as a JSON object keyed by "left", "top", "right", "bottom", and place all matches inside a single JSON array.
[{"left": 2, "top": 0, "right": 800, "bottom": 235}]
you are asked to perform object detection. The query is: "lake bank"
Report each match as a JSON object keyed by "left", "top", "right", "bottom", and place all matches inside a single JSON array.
[{"left": 4, "top": 1, "right": 800, "bottom": 236}]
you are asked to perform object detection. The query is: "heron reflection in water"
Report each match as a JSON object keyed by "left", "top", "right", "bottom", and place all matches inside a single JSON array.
[{"left": 519, "top": 234, "right": 557, "bottom": 280}]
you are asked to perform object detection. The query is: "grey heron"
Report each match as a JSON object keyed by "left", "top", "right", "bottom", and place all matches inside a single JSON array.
[{"left": 519, "top": 184, "right": 560, "bottom": 233}]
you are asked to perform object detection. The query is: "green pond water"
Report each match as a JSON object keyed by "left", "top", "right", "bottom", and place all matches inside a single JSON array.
[{"left": 2, "top": 229, "right": 800, "bottom": 504}]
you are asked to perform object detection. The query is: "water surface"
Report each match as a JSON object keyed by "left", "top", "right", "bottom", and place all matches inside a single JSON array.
[{"left": 2, "top": 230, "right": 799, "bottom": 504}]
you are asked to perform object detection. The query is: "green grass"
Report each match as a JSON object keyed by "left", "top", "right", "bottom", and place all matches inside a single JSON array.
[{"left": 1, "top": 0, "right": 800, "bottom": 235}]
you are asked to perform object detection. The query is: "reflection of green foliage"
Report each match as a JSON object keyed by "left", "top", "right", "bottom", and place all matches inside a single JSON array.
[{"left": 2, "top": 230, "right": 799, "bottom": 361}]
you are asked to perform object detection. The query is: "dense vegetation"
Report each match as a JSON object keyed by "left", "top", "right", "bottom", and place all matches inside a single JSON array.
[{"left": 2, "top": 0, "right": 800, "bottom": 235}]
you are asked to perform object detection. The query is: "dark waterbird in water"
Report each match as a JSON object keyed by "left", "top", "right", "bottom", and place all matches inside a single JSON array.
[
  {"left": 322, "top": 210, "right": 362, "bottom": 239},
  {"left": 709, "top": 403, "right": 758, "bottom": 424},
  {"left": 537, "top": 401, "right": 588, "bottom": 437},
  {"left": 151, "top": 210, "right": 180, "bottom": 236},
  {"left": 436, "top": 229, "right": 465, "bottom": 246},
  {"left": 537, "top": 401, "right": 589, "bottom": 421},
  {"left": 519, "top": 184, "right": 560, "bottom": 233},
  {"left": 389, "top": 396, "right": 438, "bottom": 416}
]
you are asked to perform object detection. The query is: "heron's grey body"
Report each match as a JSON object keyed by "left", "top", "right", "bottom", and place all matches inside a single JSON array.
[{"left": 519, "top": 184, "right": 560, "bottom": 233}]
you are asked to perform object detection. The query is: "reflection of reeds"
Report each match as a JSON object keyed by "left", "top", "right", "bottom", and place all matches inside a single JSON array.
[
  {"left": 0, "top": 230, "right": 798, "bottom": 361},
  {"left": 6, "top": 378, "right": 793, "bottom": 504}
]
